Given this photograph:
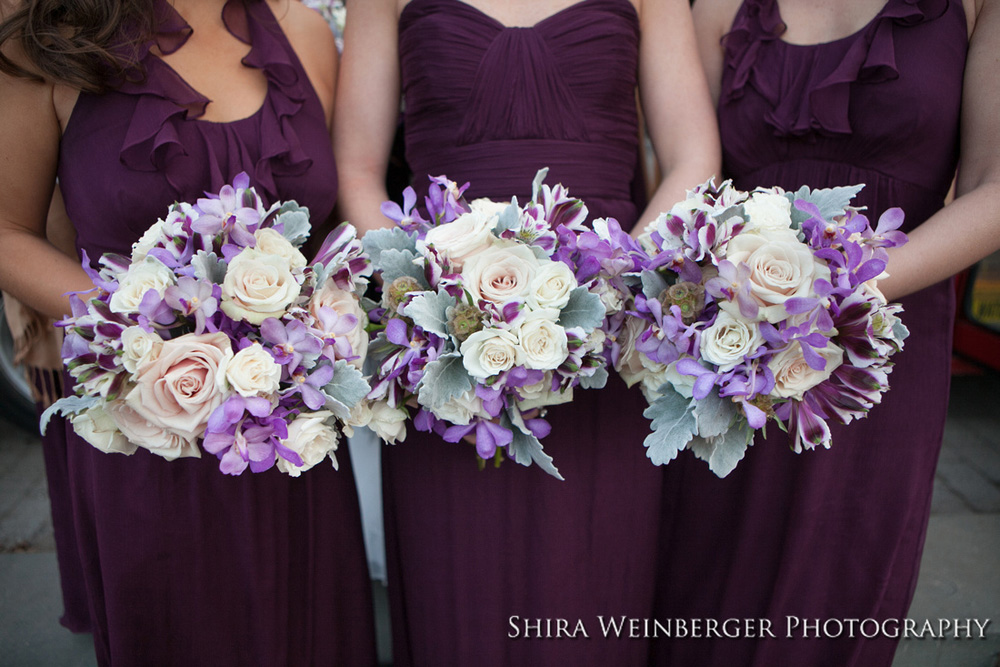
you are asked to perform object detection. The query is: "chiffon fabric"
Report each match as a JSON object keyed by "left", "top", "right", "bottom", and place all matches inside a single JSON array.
[
  {"left": 382, "top": 1, "right": 663, "bottom": 665},
  {"left": 55, "top": 1, "right": 376, "bottom": 664},
  {"left": 652, "top": 0, "right": 967, "bottom": 665}
]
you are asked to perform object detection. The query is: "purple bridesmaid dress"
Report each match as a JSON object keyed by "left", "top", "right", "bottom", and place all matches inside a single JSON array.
[
  {"left": 55, "top": 1, "right": 376, "bottom": 664},
  {"left": 653, "top": 0, "right": 967, "bottom": 665},
  {"left": 382, "top": 1, "right": 664, "bottom": 665}
]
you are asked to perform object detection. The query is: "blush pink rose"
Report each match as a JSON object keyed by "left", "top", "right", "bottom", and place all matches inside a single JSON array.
[{"left": 125, "top": 332, "right": 233, "bottom": 441}]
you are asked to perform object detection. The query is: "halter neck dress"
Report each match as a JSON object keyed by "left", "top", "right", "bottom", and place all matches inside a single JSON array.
[
  {"left": 653, "top": 0, "right": 967, "bottom": 665},
  {"left": 55, "top": 1, "right": 376, "bottom": 664},
  {"left": 381, "top": 1, "right": 663, "bottom": 664}
]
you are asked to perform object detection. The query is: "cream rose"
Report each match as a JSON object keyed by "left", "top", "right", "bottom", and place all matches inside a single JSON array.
[
  {"left": 721, "top": 233, "right": 831, "bottom": 322},
  {"left": 309, "top": 280, "right": 368, "bottom": 367},
  {"left": 108, "top": 400, "right": 200, "bottom": 460},
  {"left": 277, "top": 411, "right": 340, "bottom": 476},
  {"left": 700, "top": 311, "right": 764, "bottom": 372},
  {"left": 421, "top": 206, "right": 497, "bottom": 269},
  {"left": 110, "top": 256, "right": 176, "bottom": 314},
  {"left": 516, "top": 309, "right": 568, "bottom": 371},
  {"left": 462, "top": 244, "right": 540, "bottom": 304},
  {"left": 369, "top": 402, "right": 408, "bottom": 444},
  {"left": 460, "top": 328, "right": 522, "bottom": 379},
  {"left": 768, "top": 341, "right": 844, "bottom": 400},
  {"left": 527, "top": 260, "right": 577, "bottom": 310},
  {"left": 593, "top": 276, "right": 625, "bottom": 315},
  {"left": 254, "top": 227, "right": 308, "bottom": 270},
  {"left": 516, "top": 373, "right": 574, "bottom": 411},
  {"left": 616, "top": 316, "right": 659, "bottom": 388},
  {"left": 342, "top": 402, "right": 373, "bottom": 438},
  {"left": 420, "top": 388, "right": 484, "bottom": 426},
  {"left": 224, "top": 343, "right": 281, "bottom": 397},
  {"left": 125, "top": 332, "right": 233, "bottom": 441},
  {"left": 742, "top": 191, "right": 796, "bottom": 237},
  {"left": 221, "top": 248, "right": 301, "bottom": 324},
  {"left": 130, "top": 208, "right": 188, "bottom": 263},
  {"left": 72, "top": 404, "right": 137, "bottom": 455},
  {"left": 121, "top": 326, "right": 164, "bottom": 374}
]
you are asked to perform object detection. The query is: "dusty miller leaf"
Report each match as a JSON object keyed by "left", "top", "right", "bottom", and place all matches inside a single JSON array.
[
  {"left": 502, "top": 411, "right": 563, "bottom": 480},
  {"left": 377, "top": 248, "right": 428, "bottom": 287},
  {"left": 191, "top": 251, "right": 227, "bottom": 284},
  {"left": 39, "top": 395, "right": 98, "bottom": 435},
  {"left": 323, "top": 360, "right": 370, "bottom": 418},
  {"left": 642, "top": 386, "right": 697, "bottom": 465},
  {"left": 402, "top": 291, "right": 455, "bottom": 339},
  {"left": 788, "top": 184, "right": 865, "bottom": 225},
  {"left": 416, "top": 353, "right": 473, "bottom": 410},
  {"left": 641, "top": 269, "right": 669, "bottom": 300},
  {"left": 558, "top": 287, "right": 606, "bottom": 331},
  {"left": 362, "top": 227, "right": 418, "bottom": 265},
  {"left": 689, "top": 423, "right": 754, "bottom": 478}
]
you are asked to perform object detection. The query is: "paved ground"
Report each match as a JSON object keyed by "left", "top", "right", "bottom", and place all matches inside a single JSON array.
[{"left": 1, "top": 370, "right": 998, "bottom": 666}]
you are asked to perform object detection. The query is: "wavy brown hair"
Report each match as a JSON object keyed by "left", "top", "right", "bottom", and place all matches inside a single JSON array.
[{"left": 0, "top": 0, "right": 155, "bottom": 92}]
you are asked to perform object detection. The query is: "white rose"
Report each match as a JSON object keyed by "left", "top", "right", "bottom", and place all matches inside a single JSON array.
[
  {"left": 720, "top": 233, "right": 831, "bottom": 323},
  {"left": 420, "top": 388, "right": 484, "bottom": 426},
  {"left": 109, "top": 256, "right": 176, "bottom": 314},
  {"left": 699, "top": 311, "right": 764, "bottom": 372},
  {"left": 421, "top": 207, "right": 497, "bottom": 269},
  {"left": 107, "top": 400, "right": 201, "bottom": 460},
  {"left": 224, "top": 343, "right": 281, "bottom": 397},
  {"left": 768, "top": 341, "right": 844, "bottom": 400},
  {"left": 121, "top": 326, "right": 164, "bottom": 374},
  {"left": 460, "top": 328, "right": 522, "bottom": 379},
  {"left": 79, "top": 372, "right": 115, "bottom": 399},
  {"left": 516, "top": 309, "right": 568, "bottom": 371},
  {"left": 468, "top": 198, "right": 511, "bottom": 218},
  {"left": 742, "top": 191, "right": 796, "bottom": 237},
  {"left": 369, "top": 402, "right": 408, "bottom": 444},
  {"left": 72, "top": 405, "right": 137, "bottom": 455},
  {"left": 527, "top": 260, "right": 577, "bottom": 310},
  {"left": 462, "top": 243, "right": 540, "bottom": 304},
  {"left": 221, "top": 248, "right": 301, "bottom": 324},
  {"left": 309, "top": 281, "right": 368, "bottom": 368},
  {"left": 517, "top": 373, "right": 574, "bottom": 411},
  {"left": 277, "top": 411, "right": 340, "bottom": 476},
  {"left": 130, "top": 219, "right": 167, "bottom": 264},
  {"left": 254, "top": 227, "right": 308, "bottom": 270},
  {"left": 342, "top": 402, "right": 373, "bottom": 438}
]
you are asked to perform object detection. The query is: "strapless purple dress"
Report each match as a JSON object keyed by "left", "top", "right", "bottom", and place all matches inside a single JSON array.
[
  {"left": 652, "top": 0, "right": 966, "bottom": 665},
  {"left": 381, "top": 1, "right": 663, "bottom": 665},
  {"left": 55, "top": 1, "right": 376, "bottom": 664}
]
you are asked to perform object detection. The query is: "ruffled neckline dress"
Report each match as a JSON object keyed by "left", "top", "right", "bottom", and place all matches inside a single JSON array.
[{"left": 51, "top": 2, "right": 375, "bottom": 664}]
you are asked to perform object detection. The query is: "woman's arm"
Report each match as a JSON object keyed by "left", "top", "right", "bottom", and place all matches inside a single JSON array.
[
  {"left": 880, "top": 0, "right": 1000, "bottom": 300},
  {"left": 633, "top": 0, "right": 723, "bottom": 235},
  {"left": 332, "top": 0, "right": 402, "bottom": 236},
  {"left": 0, "top": 60, "right": 91, "bottom": 321}
]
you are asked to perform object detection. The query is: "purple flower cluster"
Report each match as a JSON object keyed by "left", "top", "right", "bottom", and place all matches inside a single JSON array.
[
  {"left": 618, "top": 180, "right": 908, "bottom": 475},
  {"left": 51, "top": 174, "right": 373, "bottom": 477},
  {"left": 363, "top": 170, "right": 614, "bottom": 479}
]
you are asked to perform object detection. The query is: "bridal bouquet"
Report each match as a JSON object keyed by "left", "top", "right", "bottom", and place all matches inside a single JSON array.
[
  {"left": 44, "top": 174, "right": 373, "bottom": 476},
  {"left": 619, "top": 180, "right": 909, "bottom": 476},
  {"left": 363, "top": 170, "right": 614, "bottom": 479}
]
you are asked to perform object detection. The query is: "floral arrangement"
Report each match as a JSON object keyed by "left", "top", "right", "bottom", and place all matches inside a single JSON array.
[
  {"left": 362, "top": 170, "right": 615, "bottom": 479},
  {"left": 617, "top": 180, "right": 909, "bottom": 476},
  {"left": 43, "top": 173, "right": 373, "bottom": 476}
]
